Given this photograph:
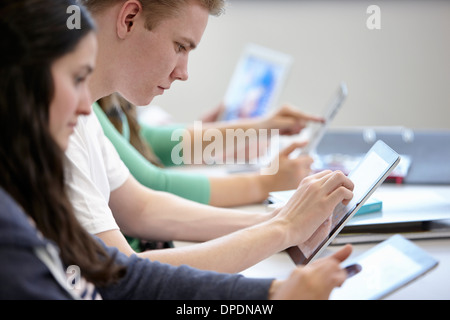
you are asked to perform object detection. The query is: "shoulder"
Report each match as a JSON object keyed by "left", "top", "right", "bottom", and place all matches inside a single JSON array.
[
  {"left": 0, "top": 188, "right": 44, "bottom": 248},
  {"left": 0, "top": 189, "right": 75, "bottom": 299}
]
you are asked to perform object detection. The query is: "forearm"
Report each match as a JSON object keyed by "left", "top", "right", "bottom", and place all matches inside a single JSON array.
[
  {"left": 208, "top": 174, "right": 272, "bottom": 207},
  {"left": 189, "top": 118, "right": 263, "bottom": 138},
  {"left": 183, "top": 118, "right": 267, "bottom": 160},
  {"left": 102, "top": 245, "right": 273, "bottom": 300},
  {"left": 111, "top": 177, "right": 272, "bottom": 244},
  {"left": 135, "top": 190, "right": 271, "bottom": 242},
  {"left": 137, "top": 217, "right": 288, "bottom": 273},
  {"left": 95, "top": 217, "right": 284, "bottom": 274}
]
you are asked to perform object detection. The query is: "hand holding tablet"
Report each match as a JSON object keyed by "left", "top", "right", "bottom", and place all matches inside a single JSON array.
[
  {"left": 288, "top": 82, "right": 348, "bottom": 159},
  {"left": 300, "top": 82, "right": 348, "bottom": 155},
  {"left": 331, "top": 234, "right": 439, "bottom": 300},
  {"left": 222, "top": 43, "right": 293, "bottom": 121},
  {"left": 287, "top": 140, "right": 401, "bottom": 265},
  {"left": 275, "top": 139, "right": 438, "bottom": 300}
]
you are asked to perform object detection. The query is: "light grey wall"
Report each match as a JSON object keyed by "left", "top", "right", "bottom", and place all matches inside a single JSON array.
[{"left": 150, "top": 0, "right": 450, "bottom": 129}]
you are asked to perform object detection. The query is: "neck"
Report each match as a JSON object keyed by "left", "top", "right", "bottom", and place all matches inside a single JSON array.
[
  {"left": 88, "top": 8, "right": 120, "bottom": 104},
  {"left": 88, "top": 69, "right": 113, "bottom": 104}
]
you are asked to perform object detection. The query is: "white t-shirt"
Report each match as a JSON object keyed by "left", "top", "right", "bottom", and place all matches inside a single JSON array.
[{"left": 64, "top": 112, "right": 130, "bottom": 235}]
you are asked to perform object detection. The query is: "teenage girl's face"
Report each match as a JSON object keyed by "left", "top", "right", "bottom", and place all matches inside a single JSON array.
[
  {"left": 49, "top": 32, "right": 97, "bottom": 150},
  {"left": 116, "top": 1, "right": 210, "bottom": 106}
]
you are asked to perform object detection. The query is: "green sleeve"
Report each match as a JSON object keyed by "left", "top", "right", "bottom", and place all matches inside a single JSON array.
[
  {"left": 138, "top": 122, "right": 186, "bottom": 167},
  {"left": 93, "top": 103, "right": 211, "bottom": 205}
]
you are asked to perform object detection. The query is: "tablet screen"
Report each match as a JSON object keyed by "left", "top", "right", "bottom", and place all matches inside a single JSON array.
[
  {"left": 330, "top": 235, "right": 439, "bottom": 300},
  {"left": 301, "top": 83, "right": 347, "bottom": 155},
  {"left": 287, "top": 140, "right": 400, "bottom": 265},
  {"left": 222, "top": 43, "right": 292, "bottom": 121}
]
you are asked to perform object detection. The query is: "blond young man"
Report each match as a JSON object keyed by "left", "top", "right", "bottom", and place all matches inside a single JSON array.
[{"left": 65, "top": 0, "right": 354, "bottom": 284}]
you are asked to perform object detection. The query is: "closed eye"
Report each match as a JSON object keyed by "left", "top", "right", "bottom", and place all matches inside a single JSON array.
[
  {"left": 176, "top": 42, "right": 187, "bottom": 53},
  {"left": 73, "top": 65, "right": 93, "bottom": 86},
  {"left": 175, "top": 38, "right": 197, "bottom": 53}
]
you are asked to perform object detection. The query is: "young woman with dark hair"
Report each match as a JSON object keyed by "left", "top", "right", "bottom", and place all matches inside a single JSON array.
[{"left": 0, "top": 0, "right": 126, "bottom": 289}]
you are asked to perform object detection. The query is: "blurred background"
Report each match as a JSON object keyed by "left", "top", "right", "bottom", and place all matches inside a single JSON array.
[{"left": 149, "top": 0, "right": 450, "bottom": 130}]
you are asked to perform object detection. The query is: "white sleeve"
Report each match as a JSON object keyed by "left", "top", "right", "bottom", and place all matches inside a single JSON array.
[{"left": 64, "top": 113, "right": 130, "bottom": 235}]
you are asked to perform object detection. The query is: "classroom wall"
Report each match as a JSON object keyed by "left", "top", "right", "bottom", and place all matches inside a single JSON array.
[{"left": 149, "top": 0, "right": 450, "bottom": 130}]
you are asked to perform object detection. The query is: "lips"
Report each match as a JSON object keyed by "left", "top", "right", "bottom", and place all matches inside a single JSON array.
[
  {"left": 158, "top": 85, "right": 170, "bottom": 91},
  {"left": 68, "top": 121, "right": 78, "bottom": 129}
]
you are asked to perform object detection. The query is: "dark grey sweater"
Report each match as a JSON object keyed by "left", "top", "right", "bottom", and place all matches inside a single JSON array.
[{"left": 0, "top": 188, "right": 273, "bottom": 300}]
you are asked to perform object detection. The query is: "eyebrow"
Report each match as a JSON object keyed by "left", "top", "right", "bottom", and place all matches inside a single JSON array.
[
  {"left": 79, "top": 64, "right": 94, "bottom": 75},
  {"left": 84, "top": 65, "right": 94, "bottom": 73}
]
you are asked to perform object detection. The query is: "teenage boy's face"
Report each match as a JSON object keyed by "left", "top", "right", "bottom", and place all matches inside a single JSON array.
[{"left": 117, "top": 2, "right": 209, "bottom": 106}]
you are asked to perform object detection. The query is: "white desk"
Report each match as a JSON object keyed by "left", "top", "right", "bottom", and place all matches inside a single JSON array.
[{"left": 175, "top": 184, "right": 450, "bottom": 300}]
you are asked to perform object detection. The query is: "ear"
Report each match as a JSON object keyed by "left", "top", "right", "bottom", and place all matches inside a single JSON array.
[{"left": 116, "top": 0, "right": 143, "bottom": 39}]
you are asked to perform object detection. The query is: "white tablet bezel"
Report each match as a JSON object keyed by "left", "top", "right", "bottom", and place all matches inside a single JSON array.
[
  {"left": 330, "top": 234, "right": 439, "bottom": 300},
  {"left": 287, "top": 140, "right": 401, "bottom": 265},
  {"left": 222, "top": 43, "right": 293, "bottom": 121},
  {"left": 300, "top": 82, "right": 348, "bottom": 155}
]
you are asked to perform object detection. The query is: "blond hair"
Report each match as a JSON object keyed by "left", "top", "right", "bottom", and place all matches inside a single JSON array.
[{"left": 81, "top": 0, "right": 225, "bottom": 29}]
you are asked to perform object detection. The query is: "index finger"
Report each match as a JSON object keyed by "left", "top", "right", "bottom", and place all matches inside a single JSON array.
[
  {"left": 301, "top": 113, "right": 326, "bottom": 124},
  {"left": 278, "top": 105, "right": 325, "bottom": 123},
  {"left": 279, "top": 141, "right": 308, "bottom": 157},
  {"left": 321, "top": 171, "right": 355, "bottom": 194},
  {"left": 330, "top": 244, "right": 353, "bottom": 263}
]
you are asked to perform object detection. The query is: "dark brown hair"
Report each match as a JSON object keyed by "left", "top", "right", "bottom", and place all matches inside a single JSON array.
[{"left": 0, "top": 0, "right": 125, "bottom": 287}]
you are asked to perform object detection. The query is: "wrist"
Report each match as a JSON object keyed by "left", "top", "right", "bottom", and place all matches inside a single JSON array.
[
  {"left": 260, "top": 208, "right": 292, "bottom": 250},
  {"left": 267, "top": 280, "right": 282, "bottom": 300},
  {"left": 255, "top": 174, "right": 273, "bottom": 202}
]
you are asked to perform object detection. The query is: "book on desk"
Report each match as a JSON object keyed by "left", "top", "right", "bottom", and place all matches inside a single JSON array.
[{"left": 268, "top": 185, "right": 450, "bottom": 244}]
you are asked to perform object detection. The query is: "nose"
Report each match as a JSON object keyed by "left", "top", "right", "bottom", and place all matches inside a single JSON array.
[
  {"left": 171, "top": 56, "right": 189, "bottom": 82},
  {"left": 77, "top": 85, "right": 92, "bottom": 116}
]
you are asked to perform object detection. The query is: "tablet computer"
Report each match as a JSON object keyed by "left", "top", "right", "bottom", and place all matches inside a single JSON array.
[
  {"left": 221, "top": 43, "right": 293, "bottom": 121},
  {"left": 300, "top": 82, "right": 348, "bottom": 155},
  {"left": 330, "top": 234, "right": 439, "bottom": 300},
  {"left": 287, "top": 140, "right": 400, "bottom": 265}
]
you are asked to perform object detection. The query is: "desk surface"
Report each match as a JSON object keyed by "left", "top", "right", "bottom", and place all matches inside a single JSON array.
[{"left": 174, "top": 184, "right": 450, "bottom": 300}]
